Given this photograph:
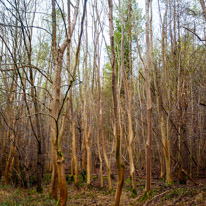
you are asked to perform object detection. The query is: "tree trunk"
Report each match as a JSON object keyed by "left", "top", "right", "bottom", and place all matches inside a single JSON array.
[
  {"left": 83, "top": 10, "right": 91, "bottom": 185},
  {"left": 95, "top": 0, "right": 112, "bottom": 188},
  {"left": 108, "top": 0, "right": 124, "bottom": 205},
  {"left": 145, "top": 0, "right": 152, "bottom": 193},
  {"left": 50, "top": 1, "right": 68, "bottom": 204}
]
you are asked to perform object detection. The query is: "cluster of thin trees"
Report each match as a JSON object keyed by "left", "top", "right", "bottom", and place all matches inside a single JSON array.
[{"left": 0, "top": 0, "right": 205, "bottom": 205}]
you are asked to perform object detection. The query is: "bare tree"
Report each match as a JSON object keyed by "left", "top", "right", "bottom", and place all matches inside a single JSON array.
[
  {"left": 108, "top": 0, "right": 124, "bottom": 205},
  {"left": 145, "top": 0, "right": 152, "bottom": 194}
]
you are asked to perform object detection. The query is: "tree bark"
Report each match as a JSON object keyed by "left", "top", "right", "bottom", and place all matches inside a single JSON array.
[
  {"left": 108, "top": 0, "right": 124, "bottom": 205},
  {"left": 145, "top": 0, "right": 152, "bottom": 193}
]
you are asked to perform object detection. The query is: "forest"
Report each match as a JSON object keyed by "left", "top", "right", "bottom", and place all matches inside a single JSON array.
[{"left": 0, "top": 0, "right": 205, "bottom": 205}]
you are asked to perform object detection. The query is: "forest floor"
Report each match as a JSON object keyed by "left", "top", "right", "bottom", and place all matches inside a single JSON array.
[{"left": 0, "top": 175, "right": 206, "bottom": 206}]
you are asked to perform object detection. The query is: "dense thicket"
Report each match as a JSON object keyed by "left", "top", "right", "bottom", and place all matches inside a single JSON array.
[{"left": 0, "top": 0, "right": 205, "bottom": 205}]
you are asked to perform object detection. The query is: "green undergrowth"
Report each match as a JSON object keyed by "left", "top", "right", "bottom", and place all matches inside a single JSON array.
[
  {"left": 139, "top": 190, "right": 153, "bottom": 202},
  {"left": 0, "top": 178, "right": 205, "bottom": 206},
  {"left": 44, "top": 173, "right": 52, "bottom": 185},
  {"left": 0, "top": 184, "right": 55, "bottom": 206},
  {"left": 162, "top": 187, "right": 197, "bottom": 200}
]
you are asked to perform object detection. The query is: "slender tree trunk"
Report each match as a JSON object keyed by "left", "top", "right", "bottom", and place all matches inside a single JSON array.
[
  {"left": 70, "top": 89, "right": 78, "bottom": 184},
  {"left": 83, "top": 11, "right": 91, "bottom": 185},
  {"left": 50, "top": 1, "right": 68, "bottom": 204},
  {"left": 108, "top": 0, "right": 124, "bottom": 205},
  {"left": 94, "top": 0, "right": 112, "bottom": 189},
  {"left": 5, "top": 135, "right": 15, "bottom": 185},
  {"left": 97, "top": 121, "right": 103, "bottom": 188},
  {"left": 197, "top": 94, "right": 203, "bottom": 177},
  {"left": 145, "top": 0, "right": 152, "bottom": 193},
  {"left": 50, "top": 0, "right": 59, "bottom": 199},
  {"left": 121, "top": 28, "right": 136, "bottom": 193},
  {"left": 68, "top": 0, "right": 78, "bottom": 184},
  {"left": 119, "top": 0, "right": 136, "bottom": 192},
  {"left": 72, "top": 105, "right": 78, "bottom": 184},
  {"left": 51, "top": 0, "right": 87, "bottom": 201},
  {"left": 97, "top": 48, "right": 112, "bottom": 190},
  {"left": 200, "top": 0, "right": 206, "bottom": 21},
  {"left": 160, "top": 0, "right": 172, "bottom": 184}
]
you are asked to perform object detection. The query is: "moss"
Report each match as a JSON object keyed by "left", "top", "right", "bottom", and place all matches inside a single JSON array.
[
  {"left": 28, "top": 189, "right": 37, "bottom": 195},
  {"left": 164, "top": 189, "right": 179, "bottom": 200},
  {"left": 167, "top": 180, "right": 174, "bottom": 186},
  {"left": 131, "top": 188, "right": 137, "bottom": 197},
  {"left": 86, "top": 183, "right": 93, "bottom": 190},
  {"left": 139, "top": 191, "right": 149, "bottom": 202},
  {"left": 125, "top": 177, "right": 131, "bottom": 184},
  {"left": 75, "top": 181, "right": 84, "bottom": 187},
  {"left": 81, "top": 170, "right": 87, "bottom": 182},
  {"left": 14, "top": 188, "right": 20, "bottom": 195},
  {"left": 160, "top": 176, "right": 166, "bottom": 182},
  {"left": 55, "top": 199, "right": 60, "bottom": 205},
  {"left": 103, "top": 189, "right": 115, "bottom": 195},
  {"left": 140, "top": 185, "right": 145, "bottom": 189},
  {"left": 120, "top": 163, "right": 125, "bottom": 168},
  {"left": 57, "top": 150, "right": 64, "bottom": 158},
  {"left": 2, "top": 201, "right": 12, "bottom": 206}
]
